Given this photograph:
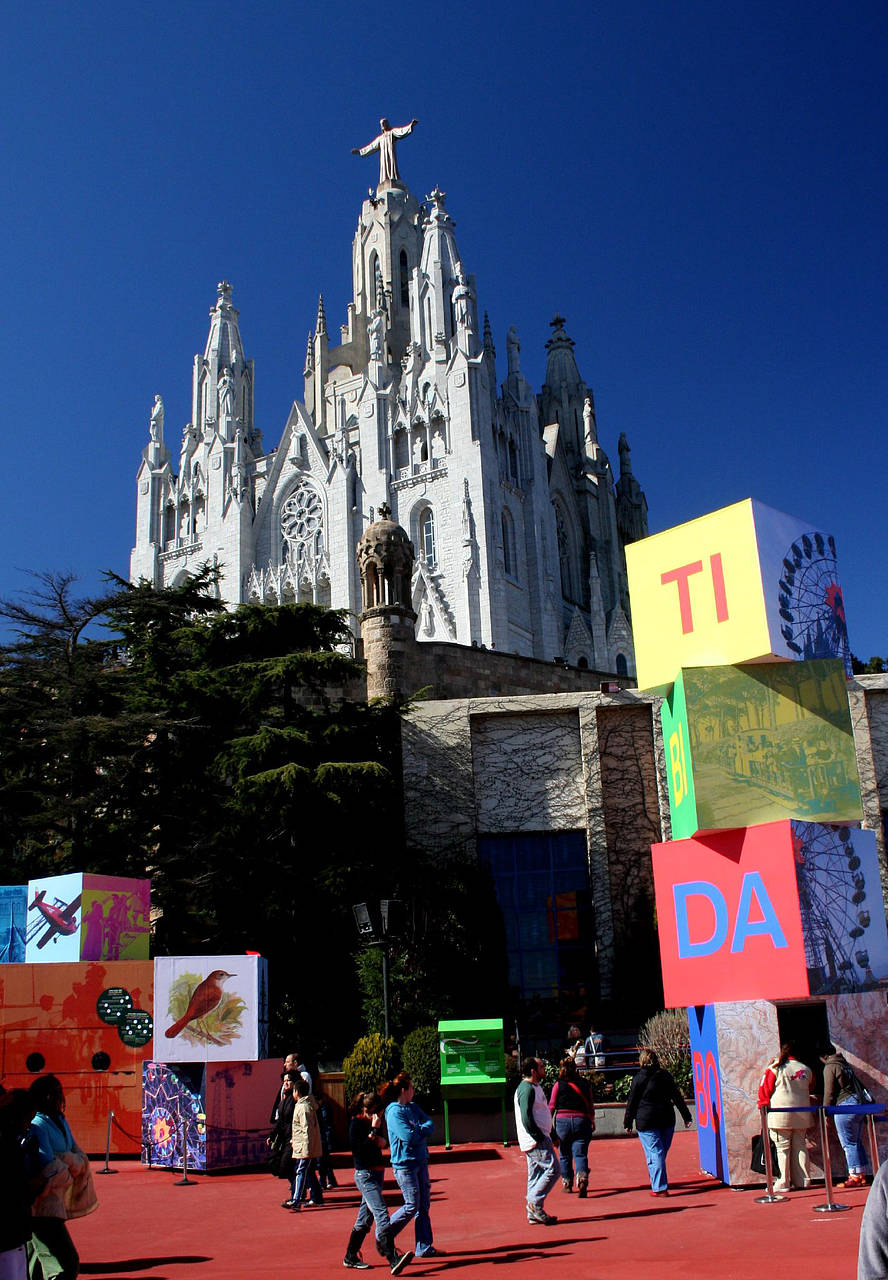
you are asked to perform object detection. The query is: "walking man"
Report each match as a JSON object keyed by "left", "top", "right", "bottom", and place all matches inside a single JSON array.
[{"left": 514, "top": 1058, "right": 559, "bottom": 1225}]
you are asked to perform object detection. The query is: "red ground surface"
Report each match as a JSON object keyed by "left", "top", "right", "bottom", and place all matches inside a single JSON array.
[{"left": 72, "top": 1133, "right": 865, "bottom": 1279}]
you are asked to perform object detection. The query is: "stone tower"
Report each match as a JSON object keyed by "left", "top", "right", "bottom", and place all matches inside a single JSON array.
[{"left": 357, "top": 505, "right": 417, "bottom": 701}]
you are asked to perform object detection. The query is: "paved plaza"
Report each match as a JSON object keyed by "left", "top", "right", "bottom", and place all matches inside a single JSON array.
[{"left": 71, "top": 1131, "right": 865, "bottom": 1279}]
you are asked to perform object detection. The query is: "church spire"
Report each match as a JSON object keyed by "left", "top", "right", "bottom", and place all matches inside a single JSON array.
[
  {"left": 192, "top": 281, "right": 254, "bottom": 446},
  {"left": 316, "top": 294, "right": 327, "bottom": 337}
]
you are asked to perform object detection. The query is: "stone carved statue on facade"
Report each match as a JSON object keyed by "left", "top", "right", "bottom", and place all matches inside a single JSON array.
[
  {"left": 218, "top": 369, "right": 235, "bottom": 419},
  {"left": 368, "top": 306, "right": 385, "bottom": 361},
  {"left": 149, "top": 395, "right": 164, "bottom": 443},
  {"left": 431, "top": 429, "right": 445, "bottom": 460},
  {"left": 412, "top": 434, "right": 425, "bottom": 466},
  {"left": 583, "top": 397, "right": 595, "bottom": 445},
  {"left": 506, "top": 327, "right": 521, "bottom": 375},
  {"left": 453, "top": 262, "right": 473, "bottom": 334},
  {"left": 352, "top": 118, "right": 418, "bottom": 185},
  {"left": 419, "top": 594, "right": 433, "bottom": 637}
]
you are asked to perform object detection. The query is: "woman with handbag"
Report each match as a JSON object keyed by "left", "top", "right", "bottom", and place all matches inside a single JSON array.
[
  {"left": 548, "top": 1057, "right": 595, "bottom": 1197},
  {"left": 757, "top": 1042, "right": 813, "bottom": 1192},
  {"left": 28, "top": 1074, "right": 98, "bottom": 1280},
  {"left": 623, "top": 1049, "right": 692, "bottom": 1196},
  {"left": 821, "top": 1042, "right": 871, "bottom": 1189}
]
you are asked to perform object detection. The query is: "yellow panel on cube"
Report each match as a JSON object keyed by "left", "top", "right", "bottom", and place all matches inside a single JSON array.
[{"left": 625, "top": 498, "right": 852, "bottom": 691}]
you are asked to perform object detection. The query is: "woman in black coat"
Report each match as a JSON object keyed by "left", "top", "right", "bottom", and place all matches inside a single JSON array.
[
  {"left": 622, "top": 1049, "right": 692, "bottom": 1196},
  {"left": 270, "top": 1071, "right": 299, "bottom": 1206}
]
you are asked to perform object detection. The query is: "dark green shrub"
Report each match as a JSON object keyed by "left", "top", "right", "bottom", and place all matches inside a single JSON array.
[
  {"left": 402, "top": 1026, "right": 441, "bottom": 1110},
  {"left": 343, "top": 1033, "right": 401, "bottom": 1107},
  {"left": 613, "top": 1072, "right": 633, "bottom": 1102}
]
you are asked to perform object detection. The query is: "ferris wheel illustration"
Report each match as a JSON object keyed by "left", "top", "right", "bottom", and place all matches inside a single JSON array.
[
  {"left": 794, "top": 823, "right": 880, "bottom": 994},
  {"left": 777, "top": 532, "right": 851, "bottom": 674}
]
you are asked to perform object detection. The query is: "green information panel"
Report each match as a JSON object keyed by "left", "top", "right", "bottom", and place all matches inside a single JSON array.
[{"left": 438, "top": 1018, "right": 507, "bottom": 1149}]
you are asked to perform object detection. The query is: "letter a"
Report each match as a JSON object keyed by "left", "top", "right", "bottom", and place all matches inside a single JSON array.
[{"left": 730, "top": 872, "right": 788, "bottom": 953}]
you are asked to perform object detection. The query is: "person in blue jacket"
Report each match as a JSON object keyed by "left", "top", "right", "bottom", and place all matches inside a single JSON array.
[{"left": 384, "top": 1072, "right": 439, "bottom": 1258}]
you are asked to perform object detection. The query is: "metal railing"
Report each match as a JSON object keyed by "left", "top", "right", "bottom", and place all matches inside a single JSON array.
[{"left": 755, "top": 1101, "right": 884, "bottom": 1211}]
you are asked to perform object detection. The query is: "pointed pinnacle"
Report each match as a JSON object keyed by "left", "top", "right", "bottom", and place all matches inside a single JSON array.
[
  {"left": 316, "top": 294, "right": 327, "bottom": 336},
  {"left": 304, "top": 331, "right": 314, "bottom": 375},
  {"left": 483, "top": 311, "right": 495, "bottom": 355}
]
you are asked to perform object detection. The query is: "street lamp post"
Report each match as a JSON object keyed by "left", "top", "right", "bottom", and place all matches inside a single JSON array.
[{"left": 352, "top": 899, "right": 402, "bottom": 1039}]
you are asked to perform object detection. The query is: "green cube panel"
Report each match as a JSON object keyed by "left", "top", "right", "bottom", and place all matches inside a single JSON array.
[
  {"left": 438, "top": 1018, "right": 505, "bottom": 1087},
  {"left": 661, "top": 658, "right": 862, "bottom": 839}
]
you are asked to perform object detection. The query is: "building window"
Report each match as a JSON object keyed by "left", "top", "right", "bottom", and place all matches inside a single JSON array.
[
  {"left": 400, "top": 250, "right": 409, "bottom": 309},
  {"left": 478, "top": 831, "right": 595, "bottom": 1002},
  {"left": 615, "top": 653, "right": 628, "bottom": 677},
  {"left": 420, "top": 508, "right": 436, "bottom": 568},
  {"left": 502, "top": 509, "right": 516, "bottom": 578}
]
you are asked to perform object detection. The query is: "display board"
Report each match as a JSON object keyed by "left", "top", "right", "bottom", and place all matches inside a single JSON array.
[
  {"left": 24, "top": 873, "right": 150, "bottom": 963},
  {"left": 153, "top": 955, "right": 268, "bottom": 1063}
]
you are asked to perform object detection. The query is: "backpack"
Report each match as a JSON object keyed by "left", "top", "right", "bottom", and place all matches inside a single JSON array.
[{"left": 841, "top": 1062, "right": 873, "bottom": 1104}]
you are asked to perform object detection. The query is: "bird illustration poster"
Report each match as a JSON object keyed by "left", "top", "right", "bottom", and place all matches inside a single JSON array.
[{"left": 152, "top": 955, "right": 268, "bottom": 1062}]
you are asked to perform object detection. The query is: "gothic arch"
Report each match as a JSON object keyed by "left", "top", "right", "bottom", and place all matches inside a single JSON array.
[
  {"left": 411, "top": 500, "right": 438, "bottom": 570},
  {"left": 552, "top": 494, "right": 581, "bottom": 603}
]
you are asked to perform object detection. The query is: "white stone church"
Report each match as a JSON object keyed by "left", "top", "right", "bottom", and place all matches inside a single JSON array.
[{"left": 131, "top": 120, "right": 648, "bottom": 674}]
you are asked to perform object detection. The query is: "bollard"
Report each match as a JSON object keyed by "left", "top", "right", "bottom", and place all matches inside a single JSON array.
[
  {"left": 814, "top": 1106, "right": 850, "bottom": 1214},
  {"left": 867, "top": 1112, "right": 881, "bottom": 1176},
  {"left": 96, "top": 1110, "right": 118, "bottom": 1175},
  {"left": 174, "top": 1107, "right": 195, "bottom": 1186},
  {"left": 754, "top": 1106, "right": 787, "bottom": 1204}
]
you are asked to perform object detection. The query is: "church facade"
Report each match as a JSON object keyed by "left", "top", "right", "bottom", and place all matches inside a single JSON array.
[{"left": 130, "top": 121, "right": 648, "bottom": 673}]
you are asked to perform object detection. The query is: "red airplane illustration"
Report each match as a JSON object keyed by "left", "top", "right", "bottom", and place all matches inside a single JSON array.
[{"left": 29, "top": 890, "right": 82, "bottom": 949}]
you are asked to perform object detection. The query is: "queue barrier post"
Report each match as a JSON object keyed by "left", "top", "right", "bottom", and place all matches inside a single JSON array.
[
  {"left": 174, "top": 1105, "right": 195, "bottom": 1186},
  {"left": 868, "top": 1112, "right": 881, "bottom": 1176},
  {"left": 814, "top": 1105, "right": 850, "bottom": 1214},
  {"left": 754, "top": 1105, "right": 787, "bottom": 1204},
  {"left": 96, "top": 1110, "right": 117, "bottom": 1175}
]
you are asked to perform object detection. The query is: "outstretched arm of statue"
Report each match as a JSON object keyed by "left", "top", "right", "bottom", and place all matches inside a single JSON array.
[
  {"left": 354, "top": 139, "right": 379, "bottom": 157},
  {"left": 393, "top": 119, "right": 418, "bottom": 138}
]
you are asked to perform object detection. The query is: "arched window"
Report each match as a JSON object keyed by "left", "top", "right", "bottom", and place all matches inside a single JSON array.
[
  {"left": 577, "top": 656, "right": 589, "bottom": 670},
  {"left": 615, "top": 653, "right": 628, "bottom": 677},
  {"left": 400, "top": 250, "right": 409, "bottom": 309},
  {"left": 420, "top": 508, "right": 437, "bottom": 568},
  {"left": 502, "top": 509, "right": 516, "bottom": 578}
]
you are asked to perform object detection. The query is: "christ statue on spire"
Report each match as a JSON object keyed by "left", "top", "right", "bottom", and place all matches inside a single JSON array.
[{"left": 352, "top": 117, "right": 418, "bottom": 185}]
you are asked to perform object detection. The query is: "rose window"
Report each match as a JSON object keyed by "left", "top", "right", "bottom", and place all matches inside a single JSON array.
[{"left": 281, "top": 484, "right": 323, "bottom": 546}]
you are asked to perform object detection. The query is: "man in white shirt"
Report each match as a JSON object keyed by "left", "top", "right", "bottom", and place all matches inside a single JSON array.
[{"left": 513, "top": 1058, "right": 559, "bottom": 1225}]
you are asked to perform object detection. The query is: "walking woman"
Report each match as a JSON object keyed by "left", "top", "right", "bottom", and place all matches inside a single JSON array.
[
  {"left": 384, "top": 1072, "right": 438, "bottom": 1259},
  {"left": 28, "top": 1074, "right": 98, "bottom": 1279},
  {"left": 342, "top": 1092, "right": 412, "bottom": 1274},
  {"left": 758, "top": 1042, "right": 813, "bottom": 1192},
  {"left": 623, "top": 1049, "right": 692, "bottom": 1196},
  {"left": 549, "top": 1057, "right": 595, "bottom": 1196},
  {"left": 270, "top": 1070, "right": 298, "bottom": 1207},
  {"left": 290, "top": 1076, "right": 324, "bottom": 1209}
]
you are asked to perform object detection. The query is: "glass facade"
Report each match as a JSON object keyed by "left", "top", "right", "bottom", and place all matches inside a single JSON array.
[{"left": 478, "top": 831, "right": 595, "bottom": 1000}]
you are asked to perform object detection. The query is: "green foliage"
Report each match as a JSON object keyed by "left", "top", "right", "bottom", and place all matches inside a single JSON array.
[
  {"left": 402, "top": 1026, "right": 441, "bottom": 1109},
  {"left": 0, "top": 569, "right": 402, "bottom": 1057},
  {"left": 343, "top": 1033, "right": 401, "bottom": 1106},
  {"left": 672, "top": 1057, "right": 693, "bottom": 1098},
  {"left": 613, "top": 1073, "right": 633, "bottom": 1102},
  {"left": 851, "top": 654, "right": 887, "bottom": 674}
]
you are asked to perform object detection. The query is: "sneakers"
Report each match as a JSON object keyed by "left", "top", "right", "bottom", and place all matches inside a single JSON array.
[
  {"left": 343, "top": 1255, "right": 371, "bottom": 1270},
  {"left": 561, "top": 1178, "right": 573, "bottom": 1193},
  {"left": 527, "top": 1202, "right": 558, "bottom": 1225},
  {"left": 649, "top": 1190, "right": 669, "bottom": 1197},
  {"left": 838, "top": 1174, "right": 868, "bottom": 1189},
  {"left": 391, "top": 1249, "right": 414, "bottom": 1275}
]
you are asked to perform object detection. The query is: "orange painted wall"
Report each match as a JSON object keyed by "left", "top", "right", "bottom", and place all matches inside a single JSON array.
[{"left": 0, "top": 961, "right": 153, "bottom": 1155}]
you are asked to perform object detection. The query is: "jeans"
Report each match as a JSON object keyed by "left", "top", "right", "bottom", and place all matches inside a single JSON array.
[
  {"left": 554, "top": 1115, "right": 591, "bottom": 1181},
  {"left": 353, "top": 1167, "right": 390, "bottom": 1238},
  {"left": 390, "top": 1162, "right": 433, "bottom": 1255},
  {"left": 637, "top": 1126, "right": 674, "bottom": 1192},
  {"left": 525, "top": 1136, "right": 560, "bottom": 1208},
  {"left": 292, "top": 1156, "right": 323, "bottom": 1204},
  {"left": 834, "top": 1111, "right": 870, "bottom": 1176}
]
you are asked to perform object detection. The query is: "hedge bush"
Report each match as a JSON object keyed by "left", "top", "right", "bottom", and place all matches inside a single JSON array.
[
  {"left": 402, "top": 1025, "right": 441, "bottom": 1109},
  {"left": 343, "top": 1033, "right": 401, "bottom": 1107}
]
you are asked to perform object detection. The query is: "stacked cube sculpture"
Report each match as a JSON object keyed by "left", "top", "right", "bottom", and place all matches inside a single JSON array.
[{"left": 626, "top": 496, "right": 886, "bottom": 1185}]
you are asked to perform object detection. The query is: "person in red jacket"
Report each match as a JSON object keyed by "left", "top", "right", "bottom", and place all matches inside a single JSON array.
[{"left": 758, "top": 1043, "right": 814, "bottom": 1192}]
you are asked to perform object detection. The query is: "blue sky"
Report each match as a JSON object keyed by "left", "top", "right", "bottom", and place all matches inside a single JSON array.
[{"left": 2, "top": 0, "right": 886, "bottom": 658}]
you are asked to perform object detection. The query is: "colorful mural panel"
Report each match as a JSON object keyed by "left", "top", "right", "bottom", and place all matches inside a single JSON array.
[
  {"left": 661, "top": 660, "right": 862, "bottom": 838},
  {"left": 25, "top": 873, "right": 84, "bottom": 963},
  {"left": 688, "top": 1004, "right": 729, "bottom": 1183},
  {"left": 80, "top": 877, "right": 150, "bottom": 961},
  {"left": 0, "top": 886, "right": 27, "bottom": 963},
  {"left": 0, "top": 960, "right": 154, "bottom": 1154}
]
